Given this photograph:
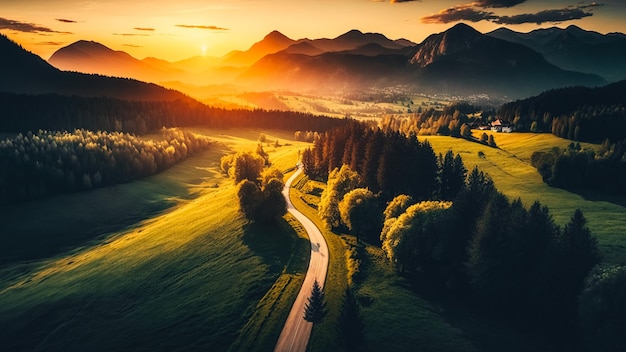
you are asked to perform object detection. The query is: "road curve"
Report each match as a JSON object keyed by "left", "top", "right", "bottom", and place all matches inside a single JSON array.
[{"left": 274, "top": 167, "right": 329, "bottom": 352}]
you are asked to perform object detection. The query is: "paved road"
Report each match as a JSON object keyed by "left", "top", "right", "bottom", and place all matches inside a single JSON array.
[{"left": 274, "top": 168, "right": 329, "bottom": 352}]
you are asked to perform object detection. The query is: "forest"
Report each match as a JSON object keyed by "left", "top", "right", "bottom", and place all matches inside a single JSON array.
[
  {"left": 497, "top": 80, "right": 626, "bottom": 142},
  {"left": 0, "top": 128, "right": 212, "bottom": 204},
  {"left": 531, "top": 141, "right": 626, "bottom": 195},
  {"left": 300, "top": 121, "right": 622, "bottom": 351},
  {"left": 0, "top": 92, "right": 348, "bottom": 135}
]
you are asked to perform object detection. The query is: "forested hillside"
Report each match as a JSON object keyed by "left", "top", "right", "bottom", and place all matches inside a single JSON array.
[
  {"left": 0, "top": 92, "right": 348, "bottom": 134},
  {"left": 498, "top": 80, "right": 626, "bottom": 142},
  {"left": 0, "top": 128, "right": 212, "bottom": 204}
]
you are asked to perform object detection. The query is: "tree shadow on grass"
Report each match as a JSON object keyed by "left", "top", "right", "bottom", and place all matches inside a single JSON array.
[
  {"left": 399, "top": 273, "right": 584, "bottom": 352},
  {"left": 569, "top": 188, "right": 626, "bottom": 208},
  {"left": 241, "top": 218, "right": 310, "bottom": 276}
]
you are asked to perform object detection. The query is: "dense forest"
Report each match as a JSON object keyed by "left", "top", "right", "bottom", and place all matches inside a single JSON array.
[
  {"left": 0, "top": 92, "right": 348, "bottom": 135},
  {"left": 302, "top": 121, "right": 617, "bottom": 351},
  {"left": 0, "top": 128, "right": 212, "bottom": 205},
  {"left": 498, "top": 80, "right": 626, "bottom": 142},
  {"left": 531, "top": 141, "right": 626, "bottom": 195}
]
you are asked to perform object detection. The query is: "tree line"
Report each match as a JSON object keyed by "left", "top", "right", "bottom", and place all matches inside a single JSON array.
[
  {"left": 531, "top": 141, "right": 626, "bottom": 195},
  {"left": 0, "top": 92, "right": 348, "bottom": 135},
  {"left": 0, "top": 128, "right": 212, "bottom": 205},
  {"left": 498, "top": 80, "right": 626, "bottom": 142},
  {"left": 377, "top": 102, "right": 494, "bottom": 138},
  {"left": 302, "top": 121, "right": 620, "bottom": 351},
  {"left": 301, "top": 121, "right": 447, "bottom": 203}
]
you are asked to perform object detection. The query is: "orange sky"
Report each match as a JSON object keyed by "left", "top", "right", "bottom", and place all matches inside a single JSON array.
[{"left": 1, "top": 0, "right": 624, "bottom": 62}]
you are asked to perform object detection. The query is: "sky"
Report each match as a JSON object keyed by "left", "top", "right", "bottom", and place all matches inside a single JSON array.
[{"left": 1, "top": 0, "right": 625, "bottom": 62}]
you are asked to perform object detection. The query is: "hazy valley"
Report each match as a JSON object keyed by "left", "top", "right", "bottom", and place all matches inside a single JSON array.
[{"left": 1, "top": 15, "right": 625, "bottom": 352}]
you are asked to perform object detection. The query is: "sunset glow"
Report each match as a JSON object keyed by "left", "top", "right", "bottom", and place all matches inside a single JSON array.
[{"left": 1, "top": 0, "right": 625, "bottom": 61}]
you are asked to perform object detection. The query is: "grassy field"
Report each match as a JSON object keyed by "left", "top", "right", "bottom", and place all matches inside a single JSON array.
[
  {"left": 0, "top": 128, "right": 310, "bottom": 351},
  {"left": 425, "top": 131, "right": 626, "bottom": 265}
]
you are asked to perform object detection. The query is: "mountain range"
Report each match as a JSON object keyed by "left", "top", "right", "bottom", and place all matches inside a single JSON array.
[
  {"left": 487, "top": 25, "right": 626, "bottom": 83},
  {"left": 0, "top": 34, "right": 185, "bottom": 102},
  {"left": 5, "top": 23, "right": 625, "bottom": 100},
  {"left": 236, "top": 23, "right": 604, "bottom": 97}
]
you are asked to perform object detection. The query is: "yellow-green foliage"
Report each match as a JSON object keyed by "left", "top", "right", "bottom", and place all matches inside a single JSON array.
[
  {"left": 344, "top": 239, "right": 362, "bottom": 287},
  {"left": 260, "top": 166, "right": 285, "bottom": 187},
  {"left": 382, "top": 201, "right": 452, "bottom": 268},
  {"left": 318, "top": 164, "right": 361, "bottom": 228}
]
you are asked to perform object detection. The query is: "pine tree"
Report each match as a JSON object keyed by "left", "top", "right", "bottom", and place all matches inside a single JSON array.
[
  {"left": 338, "top": 287, "right": 365, "bottom": 351},
  {"left": 303, "top": 279, "right": 327, "bottom": 323}
]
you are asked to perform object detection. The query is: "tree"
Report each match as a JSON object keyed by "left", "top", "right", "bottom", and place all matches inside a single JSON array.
[
  {"left": 579, "top": 265, "right": 626, "bottom": 352},
  {"left": 438, "top": 150, "right": 467, "bottom": 200},
  {"left": 555, "top": 209, "right": 601, "bottom": 316},
  {"left": 468, "top": 192, "right": 521, "bottom": 304},
  {"left": 338, "top": 287, "right": 365, "bottom": 351},
  {"left": 260, "top": 166, "right": 284, "bottom": 187},
  {"left": 220, "top": 154, "right": 233, "bottom": 174},
  {"left": 256, "top": 178, "right": 287, "bottom": 224},
  {"left": 383, "top": 194, "right": 414, "bottom": 222},
  {"left": 339, "top": 188, "right": 380, "bottom": 243},
  {"left": 237, "top": 180, "right": 262, "bottom": 222},
  {"left": 480, "top": 132, "right": 489, "bottom": 144},
  {"left": 488, "top": 134, "right": 497, "bottom": 148},
  {"left": 230, "top": 151, "right": 265, "bottom": 184},
  {"left": 460, "top": 123, "right": 472, "bottom": 139},
  {"left": 318, "top": 164, "right": 361, "bottom": 228},
  {"left": 301, "top": 148, "right": 316, "bottom": 177},
  {"left": 303, "top": 279, "right": 327, "bottom": 323},
  {"left": 382, "top": 201, "right": 452, "bottom": 273}
]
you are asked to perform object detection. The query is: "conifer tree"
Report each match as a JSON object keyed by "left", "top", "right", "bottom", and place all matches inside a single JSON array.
[
  {"left": 338, "top": 287, "right": 365, "bottom": 351},
  {"left": 303, "top": 279, "right": 327, "bottom": 323}
]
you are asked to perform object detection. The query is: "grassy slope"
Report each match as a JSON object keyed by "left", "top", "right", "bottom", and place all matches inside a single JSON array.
[
  {"left": 425, "top": 132, "right": 626, "bottom": 265},
  {"left": 0, "top": 128, "right": 310, "bottom": 351}
]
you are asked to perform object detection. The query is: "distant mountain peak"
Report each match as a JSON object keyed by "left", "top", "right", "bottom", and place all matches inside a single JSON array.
[
  {"left": 264, "top": 30, "right": 291, "bottom": 42},
  {"left": 338, "top": 29, "right": 365, "bottom": 38},
  {"left": 448, "top": 22, "right": 481, "bottom": 35},
  {"left": 410, "top": 23, "right": 483, "bottom": 67}
]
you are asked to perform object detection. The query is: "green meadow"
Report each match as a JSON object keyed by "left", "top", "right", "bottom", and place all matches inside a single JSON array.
[
  {"left": 0, "top": 128, "right": 310, "bottom": 351},
  {"left": 425, "top": 132, "right": 626, "bottom": 265},
  {"left": 1, "top": 126, "right": 624, "bottom": 352}
]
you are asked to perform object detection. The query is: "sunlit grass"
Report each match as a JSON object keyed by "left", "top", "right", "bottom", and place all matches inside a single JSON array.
[
  {"left": 425, "top": 132, "right": 626, "bottom": 265},
  {"left": 0, "top": 128, "right": 311, "bottom": 351}
]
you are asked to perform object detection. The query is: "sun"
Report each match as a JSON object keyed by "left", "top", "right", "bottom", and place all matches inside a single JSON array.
[{"left": 201, "top": 44, "right": 207, "bottom": 56}]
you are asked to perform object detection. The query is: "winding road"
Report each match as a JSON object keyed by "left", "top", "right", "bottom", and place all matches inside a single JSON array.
[{"left": 274, "top": 167, "right": 329, "bottom": 352}]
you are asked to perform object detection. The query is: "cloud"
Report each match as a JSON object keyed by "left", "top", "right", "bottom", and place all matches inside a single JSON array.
[
  {"left": 37, "top": 41, "right": 65, "bottom": 46},
  {"left": 493, "top": 4, "right": 603, "bottom": 24},
  {"left": 55, "top": 18, "right": 77, "bottom": 23},
  {"left": 175, "top": 24, "right": 228, "bottom": 30},
  {"left": 0, "top": 17, "right": 72, "bottom": 34},
  {"left": 421, "top": 4, "right": 496, "bottom": 23},
  {"left": 122, "top": 44, "right": 142, "bottom": 48},
  {"left": 134, "top": 27, "right": 155, "bottom": 31},
  {"left": 473, "top": 0, "right": 526, "bottom": 8},
  {"left": 421, "top": 2, "right": 603, "bottom": 25},
  {"left": 113, "top": 33, "right": 149, "bottom": 36},
  {"left": 390, "top": 0, "right": 421, "bottom": 3}
]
